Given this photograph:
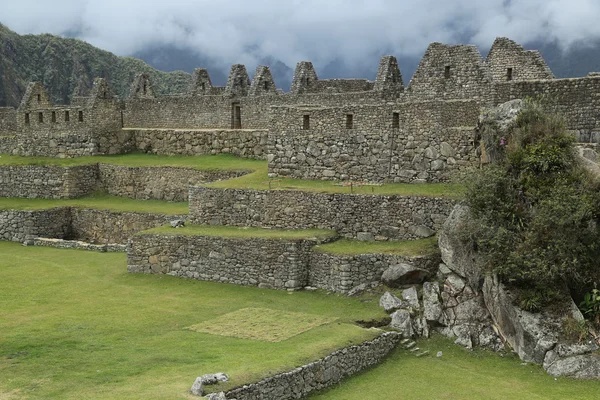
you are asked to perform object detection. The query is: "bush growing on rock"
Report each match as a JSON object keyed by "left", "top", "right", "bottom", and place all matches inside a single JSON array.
[{"left": 465, "top": 98, "right": 600, "bottom": 310}]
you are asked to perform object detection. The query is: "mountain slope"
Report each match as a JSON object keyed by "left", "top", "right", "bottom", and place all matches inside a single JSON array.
[{"left": 0, "top": 24, "right": 192, "bottom": 108}]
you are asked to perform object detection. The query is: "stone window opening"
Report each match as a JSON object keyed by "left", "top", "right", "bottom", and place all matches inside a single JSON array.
[
  {"left": 103, "top": 91, "right": 107, "bottom": 98},
  {"left": 303, "top": 115, "right": 310, "bottom": 130},
  {"left": 392, "top": 112, "right": 400, "bottom": 128},
  {"left": 78, "top": 110, "right": 84, "bottom": 122},
  {"left": 143, "top": 83, "right": 147, "bottom": 95},
  {"left": 507, "top": 68, "right": 513, "bottom": 81},
  {"left": 37, "top": 94, "right": 41, "bottom": 103},
  {"left": 65, "top": 111, "right": 70, "bottom": 122},
  {"left": 445, "top": 66, "right": 451, "bottom": 79},
  {"left": 346, "top": 114, "right": 354, "bottom": 129},
  {"left": 24, "top": 113, "right": 30, "bottom": 125},
  {"left": 201, "top": 83, "right": 205, "bottom": 91},
  {"left": 264, "top": 81, "right": 270, "bottom": 91},
  {"left": 51, "top": 111, "right": 56, "bottom": 123},
  {"left": 38, "top": 112, "right": 44, "bottom": 123}
]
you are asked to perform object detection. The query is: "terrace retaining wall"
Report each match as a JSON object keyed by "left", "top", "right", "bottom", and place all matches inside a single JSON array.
[
  {"left": 224, "top": 331, "right": 401, "bottom": 400},
  {"left": 189, "top": 187, "right": 454, "bottom": 240}
]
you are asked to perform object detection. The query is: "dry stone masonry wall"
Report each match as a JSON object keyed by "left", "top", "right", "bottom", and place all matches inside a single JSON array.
[
  {"left": 224, "top": 332, "right": 401, "bottom": 400},
  {"left": 189, "top": 187, "right": 454, "bottom": 241},
  {"left": 127, "top": 233, "right": 334, "bottom": 290}
]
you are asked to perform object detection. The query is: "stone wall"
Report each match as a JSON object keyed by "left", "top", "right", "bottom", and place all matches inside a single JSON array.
[
  {"left": 408, "top": 43, "right": 490, "bottom": 102},
  {"left": 0, "top": 165, "right": 98, "bottom": 199},
  {"left": 189, "top": 187, "right": 454, "bottom": 240},
  {"left": 0, "top": 208, "right": 72, "bottom": 242},
  {"left": 224, "top": 332, "right": 401, "bottom": 400},
  {"left": 0, "top": 206, "right": 184, "bottom": 244},
  {"left": 0, "top": 134, "right": 16, "bottom": 154},
  {"left": 127, "top": 233, "right": 331, "bottom": 290},
  {"left": 0, "top": 107, "right": 17, "bottom": 133},
  {"left": 70, "top": 209, "right": 185, "bottom": 244},
  {"left": 309, "top": 251, "right": 440, "bottom": 293},
  {"left": 267, "top": 100, "right": 479, "bottom": 182},
  {"left": 131, "top": 128, "right": 268, "bottom": 159},
  {"left": 485, "top": 37, "right": 554, "bottom": 82},
  {"left": 492, "top": 76, "right": 600, "bottom": 142},
  {"left": 98, "top": 164, "right": 247, "bottom": 202}
]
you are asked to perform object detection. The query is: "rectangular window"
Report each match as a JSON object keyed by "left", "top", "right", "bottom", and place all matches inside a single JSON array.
[
  {"left": 25, "top": 113, "right": 30, "bottom": 125},
  {"left": 303, "top": 115, "right": 310, "bottom": 130},
  {"left": 346, "top": 114, "right": 353, "bottom": 129},
  {"left": 65, "top": 111, "right": 70, "bottom": 122},
  {"left": 78, "top": 110, "right": 84, "bottom": 122},
  {"left": 38, "top": 112, "right": 44, "bottom": 123},
  {"left": 392, "top": 112, "right": 400, "bottom": 128},
  {"left": 51, "top": 111, "right": 56, "bottom": 123},
  {"left": 37, "top": 94, "right": 41, "bottom": 103},
  {"left": 264, "top": 81, "right": 269, "bottom": 90},
  {"left": 507, "top": 68, "right": 513, "bottom": 81},
  {"left": 445, "top": 66, "right": 451, "bottom": 79}
]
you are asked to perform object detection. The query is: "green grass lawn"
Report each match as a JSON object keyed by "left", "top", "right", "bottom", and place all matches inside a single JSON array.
[
  {"left": 314, "top": 237, "right": 439, "bottom": 256},
  {"left": 0, "top": 242, "right": 384, "bottom": 400},
  {"left": 0, "top": 193, "right": 188, "bottom": 215},
  {"left": 205, "top": 164, "right": 464, "bottom": 198},
  {"left": 141, "top": 224, "right": 337, "bottom": 240},
  {"left": 0, "top": 153, "right": 264, "bottom": 171},
  {"left": 310, "top": 335, "right": 600, "bottom": 400}
]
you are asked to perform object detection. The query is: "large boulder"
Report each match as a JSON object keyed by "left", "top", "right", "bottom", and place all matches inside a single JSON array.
[
  {"left": 382, "top": 263, "right": 429, "bottom": 287},
  {"left": 401, "top": 286, "right": 420, "bottom": 311},
  {"left": 390, "top": 309, "right": 413, "bottom": 337},
  {"left": 438, "top": 205, "right": 480, "bottom": 286},
  {"left": 379, "top": 291, "right": 406, "bottom": 313},
  {"left": 423, "top": 282, "right": 442, "bottom": 322}
]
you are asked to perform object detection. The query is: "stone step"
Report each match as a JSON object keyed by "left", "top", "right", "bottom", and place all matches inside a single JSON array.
[
  {"left": 416, "top": 351, "right": 430, "bottom": 358},
  {"left": 405, "top": 341, "right": 416, "bottom": 349},
  {"left": 401, "top": 338, "right": 411, "bottom": 345},
  {"left": 410, "top": 347, "right": 420, "bottom": 352}
]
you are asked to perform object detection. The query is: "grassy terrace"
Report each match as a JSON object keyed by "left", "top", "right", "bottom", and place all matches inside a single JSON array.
[
  {"left": 0, "top": 153, "right": 464, "bottom": 198},
  {"left": 0, "top": 242, "right": 384, "bottom": 399},
  {"left": 314, "top": 236, "right": 439, "bottom": 256},
  {"left": 0, "top": 193, "right": 188, "bottom": 215},
  {"left": 142, "top": 224, "right": 337, "bottom": 240},
  {"left": 311, "top": 335, "right": 600, "bottom": 400},
  {"left": 0, "top": 153, "right": 264, "bottom": 171},
  {"left": 204, "top": 164, "right": 464, "bottom": 198}
]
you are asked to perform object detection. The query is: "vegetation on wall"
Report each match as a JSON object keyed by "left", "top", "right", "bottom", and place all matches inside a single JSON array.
[
  {"left": 0, "top": 24, "right": 191, "bottom": 107},
  {"left": 464, "top": 99, "right": 600, "bottom": 312}
]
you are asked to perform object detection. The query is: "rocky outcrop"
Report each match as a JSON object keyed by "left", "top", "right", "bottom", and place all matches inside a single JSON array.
[
  {"left": 381, "top": 263, "right": 430, "bottom": 286},
  {"left": 484, "top": 274, "right": 600, "bottom": 377}
]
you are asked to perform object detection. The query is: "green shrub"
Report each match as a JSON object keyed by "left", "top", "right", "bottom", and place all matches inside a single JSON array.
[
  {"left": 580, "top": 287, "right": 600, "bottom": 326},
  {"left": 465, "top": 98, "right": 600, "bottom": 305}
]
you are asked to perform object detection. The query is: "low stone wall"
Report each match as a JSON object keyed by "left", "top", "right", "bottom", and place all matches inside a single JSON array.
[
  {"left": 0, "top": 208, "right": 72, "bottom": 242},
  {"left": 98, "top": 164, "right": 247, "bottom": 202},
  {"left": 70, "top": 209, "right": 186, "bottom": 244},
  {"left": 310, "top": 251, "right": 441, "bottom": 293},
  {"left": 128, "top": 233, "right": 332, "bottom": 290},
  {"left": 0, "top": 207, "right": 183, "bottom": 244},
  {"left": 29, "top": 237, "right": 126, "bottom": 252},
  {"left": 190, "top": 187, "right": 454, "bottom": 240},
  {"left": 0, "top": 165, "right": 98, "bottom": 199},
  {"left": 130, "top": 129, "right": 268, "bottom": 159},
  {"left": 224, "top": 331, "right": 401, "bottom": 400}
]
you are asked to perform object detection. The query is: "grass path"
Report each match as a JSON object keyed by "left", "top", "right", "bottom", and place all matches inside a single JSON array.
[
  {"left": 310, "top": 335, "right": 600, "bottom": 400},
  {"left": 0, "top": 242, "right": 384, "bottom": 399}
]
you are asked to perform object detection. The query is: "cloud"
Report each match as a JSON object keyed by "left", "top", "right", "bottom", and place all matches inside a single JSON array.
[{"left": 3, "top": 0, "right": 600, "bottom": 74}]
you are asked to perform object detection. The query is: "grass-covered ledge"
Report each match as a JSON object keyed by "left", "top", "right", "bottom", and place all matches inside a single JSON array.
[
  {"left": 140, "top": 224, "right": 337, "bottom": 241},
  {"left": 0, "top": 193, "right": 188, "bottom": 215},
  {"left": 314, "top": 237, "right": 438, "bottom": 256}
]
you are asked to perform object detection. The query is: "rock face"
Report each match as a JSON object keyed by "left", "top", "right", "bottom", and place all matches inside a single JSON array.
[
  {"left": 381, "top": 263, "right": 429, "bottom": 287},
  {"left": 379, "top": 292, "right": 406, "bottom": 313},
  {"left": 437, "top": 205, "right": 480, "bottom": 285},
  {"left": 481, "top": 99, "right": 523, "bottom": 133},
  {"left": 204, "top": 392, "right": 227, "bottom": 400},
  {"left": 484, "top": 274, "right": 600, "bottom": 378},
  {"left": 423, "top": 282, "right": 442, "bottom": 322},
  {"left": 390, "top": 309, "right": 413, "bottom": 337}
]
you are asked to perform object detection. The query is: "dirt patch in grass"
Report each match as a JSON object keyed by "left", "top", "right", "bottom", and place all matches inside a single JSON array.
[{"left": 187, "top": 308, "right": 338, "bottom": 342}]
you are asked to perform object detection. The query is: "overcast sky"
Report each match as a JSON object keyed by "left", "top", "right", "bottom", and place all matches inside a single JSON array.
[{"left": 3, "top": 0, "right": 600, "bottom": 72}]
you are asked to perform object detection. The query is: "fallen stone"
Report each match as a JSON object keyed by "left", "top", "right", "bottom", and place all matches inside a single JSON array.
[
  {"left": 437, "top": 351, "right": 443, "bottom": 357},
  {"left": 379, "top": 291, "right": 405, "bottom": 313},
  {"left": 204, "top": 392, "right": 227, "bottom": 400},
  {"left": 200, "top": 373, "right": 229, "bottom": 385},
  {"left": 381, "top": 264, "right": 429, "bottom": 287},
  {"left": 190, "top": 377, "right": 204, "bottom": 396},
  {"left": 170, "top": 219, "right": 185, "bottom": 228},
  {"left": 356, "top": 232, "right": 375, "bottom": 241}
]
